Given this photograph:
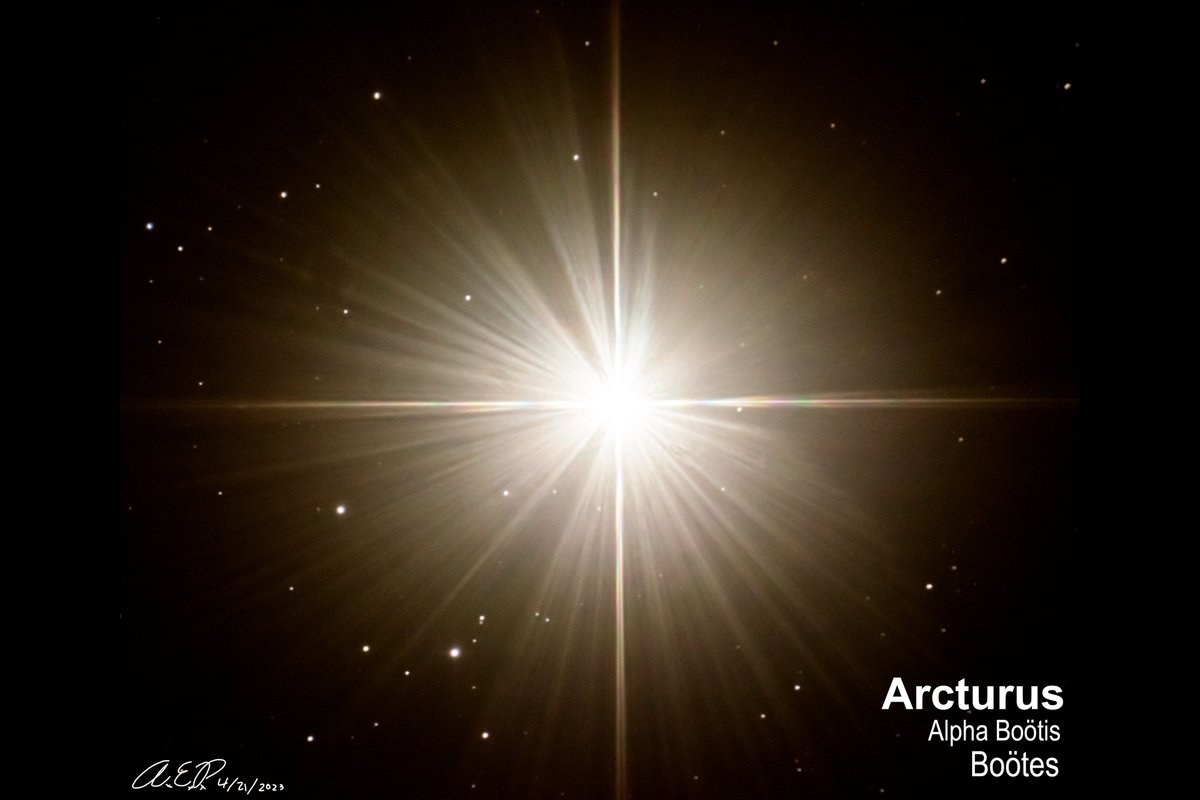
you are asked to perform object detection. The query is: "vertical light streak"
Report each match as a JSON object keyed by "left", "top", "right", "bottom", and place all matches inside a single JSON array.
[
  {"left": 609, "top": 4, "right": 627, "bottom": 799},
  {"left": 610, "top": 9, "right": 622, "bottom": 384},
  {"left": 613, "top": 434, "right": 626, "bottom": 800}
]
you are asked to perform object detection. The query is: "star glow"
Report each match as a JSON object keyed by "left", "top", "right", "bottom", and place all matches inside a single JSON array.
[{"left": 585, "top": 375, "right": 647, "bottom": 435}]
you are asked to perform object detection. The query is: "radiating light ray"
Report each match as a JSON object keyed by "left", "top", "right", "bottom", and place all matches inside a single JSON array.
[
  {"left": 610, "top": 4, "right": 628, "bottom": 791},
  {"left": 651, "top": 396, "right": 1079, "bottom": 409},
  {"left": 613, "top": 432, "right": 627, "bottom": 800},
  {"left": 121, "top": 395, "right": 1076, "bottom": 414}
]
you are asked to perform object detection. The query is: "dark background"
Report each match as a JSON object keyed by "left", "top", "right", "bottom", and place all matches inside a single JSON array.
[{"left": 121, "top": 2, "right": 1080, "bottom": 797}]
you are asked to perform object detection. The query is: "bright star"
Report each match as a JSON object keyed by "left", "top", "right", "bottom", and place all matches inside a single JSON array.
[{"left": 586, "top": 376, "right": 646, "bottom": 434}]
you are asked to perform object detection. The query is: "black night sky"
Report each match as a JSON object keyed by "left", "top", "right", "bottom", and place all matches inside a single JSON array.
[{"left": 121, "top": 3, "right": 1079, "bottom": 797}]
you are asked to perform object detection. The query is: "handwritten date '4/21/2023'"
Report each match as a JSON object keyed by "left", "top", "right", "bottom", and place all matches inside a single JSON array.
[{"left": 131, "top": 759, "right": 284, "bottom": 792}]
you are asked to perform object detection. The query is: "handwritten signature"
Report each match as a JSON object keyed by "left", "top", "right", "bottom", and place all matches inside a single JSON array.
[
  {"left": 132, "top": 759, "right": 226, "bottom": 790},
  {"left": 132, "top": 759, "right": 284, "bottom": 792}
]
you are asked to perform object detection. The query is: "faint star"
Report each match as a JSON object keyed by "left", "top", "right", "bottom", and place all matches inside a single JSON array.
[
  {"left": 450, "top": 647, "right": 461, "bottom": 658},
  {"left": 145, "top": 222, "right": 154, "bottom": 230},
  {"left": 336, "top": 505, "right": 346, "bottom": 515},
  {"left": 373, "top": 91, "right": 382, "bottom": 100}
]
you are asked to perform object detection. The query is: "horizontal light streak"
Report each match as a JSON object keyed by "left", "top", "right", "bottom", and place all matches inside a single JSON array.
[{"left": 122, "top": 395, "right": 1077, "bottom": 414}]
